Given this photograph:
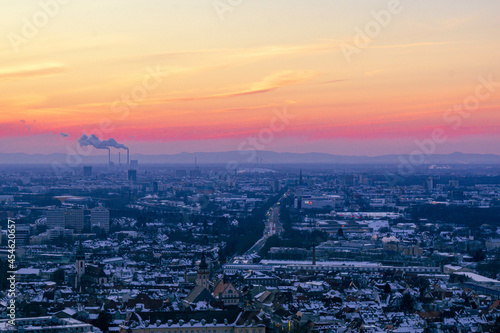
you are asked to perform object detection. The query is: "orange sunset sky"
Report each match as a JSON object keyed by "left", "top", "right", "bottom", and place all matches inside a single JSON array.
[{"left": 1, "top": 0, "right": 500, "bottom": 156}]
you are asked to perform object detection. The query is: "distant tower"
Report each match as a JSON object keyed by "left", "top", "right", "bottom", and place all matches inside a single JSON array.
[
  {"left": 299, "top": 169, "right": 303, "bottom": 185},
  {"left": 424, "top": 176, "right": 434, "bottom": 192},
  {"left": 83, "top": 166, "right": 92, "bottom": 177},
  {"left": 196, "top": 252, "right": 210, "bottom": 289},
  {"left": 128, "top": 169, "right": 137, "bottom": 181},
  {"left": 75, "top": 240, "right": 85, "bottom": 290},
  {"left": 312, "top": 243, "right": 316, "bottom": 266}
]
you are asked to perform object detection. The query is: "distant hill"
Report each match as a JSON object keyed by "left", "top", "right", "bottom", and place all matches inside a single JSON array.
[{"left": 1, "top": 151, "right": 500, "bottom": 165}]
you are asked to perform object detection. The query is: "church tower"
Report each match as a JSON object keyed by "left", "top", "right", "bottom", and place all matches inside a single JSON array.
[
  {"left": 75, "top": 240, "right": 85, "bottom": 290},
  {"left": 196, "top": 252, "right": 210, "bottom": 289}
]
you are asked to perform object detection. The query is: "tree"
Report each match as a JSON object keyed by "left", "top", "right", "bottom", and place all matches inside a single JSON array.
[
  {"left": 0, "top": 259, "right": 8, "bottom": 291},
  {"left": 414, "top": 277, "right": 430, "bottom": 298},
  {"left": 53, "top": 269, "right": 65, "bottom": 285},
  {"left": 400, "top": 293, "right": 414, "bottom": 313},
  {"left": 20, "top": 301, "right": 47, "bottom": 317},
  {"left": 337, "top": 227, "right": 344, "bottom": 238},
  {"left": 473, "top": 249, "right": 486, "bottom": 262},
  {"left": 383, "top": 283, "right": 391, "bottom": 294},
  {"left": 94, "top": 310, "right": 112, "bottom": 332}
]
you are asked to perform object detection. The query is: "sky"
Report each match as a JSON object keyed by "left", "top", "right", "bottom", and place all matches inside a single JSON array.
[{"left": 1, "top": 0, "right": 500, "bottom": 156}]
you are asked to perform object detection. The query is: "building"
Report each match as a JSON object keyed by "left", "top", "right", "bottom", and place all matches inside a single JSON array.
[
  {"left": 64, "top": 208, "right": 84, "bottom": 232},
  {"left": 83, "top": 166, "right": 92, "bottom": 177},
  {"left": 295, "top": 195, "right": 344, "bottom": 210},
  {"left": 0, "top": 195, "right": 14, "bottom": 204},
  {"left": 213, "top": 280, "right": 240, "bottom": 306},
  {"left": 46, "top": 209, "right": 65, "bottom": 229},
  {"left": 401, "top": 244, "right": 423, "bottom": 257},
  {"left": 223, "top": 264, "right": 274, "bottom": 275},
  {"left": 190, "top": 168, "right": 201, "bottom": 178},
  {"left": 84, "top": 264, "right": 110, "bottom": 285},
  {"left": 382, "top": 236, "right": 400, "bottom": 253},
  {"left": 242, "top": 260, "right": 441, "bottom": 274},
  {"left": 196, "top": 252, "right": 210, "bottom": 289},
  {"left": 424, "top": 176, "right": 434, "bottom": 192},
  {"left": 175, "top": 169, "right": 187, "bottom": 177},
  {"left": 243, "top": 271, "right": 280, "bottom": 287},
  {"left": 75, "top": 242, "right": 109, "bottom": 290},
  {"left": 75, "top": 242, "right": 85, "bottom": 290},
  {"left": 90, "top": 207, "right": 110, "bottom": 232},
  {"left": 128, "top": 169, "right": 137, "bottom": 181},
  {"left": 0, "top": 316, "right": 94, "bottom": 332},
  {"left": 119, "top": 311, "right": 265, "bottom": 333},
  {"left": 49, "top": 227, "right": 74, "bottom": 242},
  {"left": 15, "top": 225, "right": 30, "bottom": 245},
  {"left": 486, "top": 239, "right": 500, "bottom": 250}
]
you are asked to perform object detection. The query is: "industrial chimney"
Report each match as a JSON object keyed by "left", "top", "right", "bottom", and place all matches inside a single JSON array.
[{"left": 126, "top": 148, "right": 130, "bottom": 168}]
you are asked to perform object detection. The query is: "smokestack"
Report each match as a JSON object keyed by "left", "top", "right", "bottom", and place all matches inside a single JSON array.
[
  {"left": 107, "top": 148, "right": 111, "bottom": 166},
  {"left": 127, "top": 148, "right": 130, "bottom": 168}
]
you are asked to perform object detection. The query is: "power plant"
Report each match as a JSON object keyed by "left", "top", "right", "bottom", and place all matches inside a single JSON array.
[{"left": 78, "top": 134, "right": 131, "bottom": 169}]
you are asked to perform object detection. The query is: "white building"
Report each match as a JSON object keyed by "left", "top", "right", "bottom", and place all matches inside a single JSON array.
[
  {"left": 295, "top": 195, "right": 343, "bottom": 210},
  {"left": 0, "top": 316, "right": 94, "bottom": 332}
]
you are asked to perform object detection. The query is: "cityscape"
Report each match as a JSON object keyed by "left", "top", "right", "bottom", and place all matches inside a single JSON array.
[
  {"left": 1, "top": 160, "right": 500, "bottom": 332},
  {"left": 2, "top": 1, "right": 500, "bottom": 332}
]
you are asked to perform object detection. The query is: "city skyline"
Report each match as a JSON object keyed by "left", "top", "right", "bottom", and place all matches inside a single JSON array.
[{"left": 1, "top": 0, "right": 500, "bottom": 156}]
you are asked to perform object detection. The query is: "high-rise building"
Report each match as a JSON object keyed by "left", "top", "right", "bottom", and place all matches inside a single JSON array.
[
  {"left": 65, "top": 208, "right": 84, "bottom": 232},
  {"left": 128, "top": 169, "right": 137, "bottom": 181},
  {"left": 424, "top": 176, "right": 434, "bottom": 192},
  {"left": 46, "top": 209, "right": 65, "bottom": 229},
  {"left": 16, "top": 224, "right": 31, "bottom": 245},
  {"left": 190, "top": 168, "right": 201, "bottom": 178},
  {"left": 175, "top": 169, "right": 187, "bottom": 177},
  {"left": 90, "top": 207, "right": 110, "bottom": 232},
  {"left": 83, "top": 166, "right": 92, "bottom": 177},
  {"left": 49, "top": 227, "right": 74, "bottom": 241}
]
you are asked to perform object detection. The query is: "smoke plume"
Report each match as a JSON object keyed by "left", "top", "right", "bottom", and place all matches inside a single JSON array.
[{"left": 78, "top": 134, "right": 128, "bottom": 150}]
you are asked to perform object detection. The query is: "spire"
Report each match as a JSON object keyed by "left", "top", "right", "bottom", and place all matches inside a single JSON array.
[
  {"left": 199, "top": 251, "right": 208, "bottom": 270},
  {"left": 76, "top": 238, "right": 85, "bottom": 260}
]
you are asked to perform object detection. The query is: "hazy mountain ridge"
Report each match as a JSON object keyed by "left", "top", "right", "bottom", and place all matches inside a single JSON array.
[{"left": 1, "top": 151, "right": 500, "bottom": 165}]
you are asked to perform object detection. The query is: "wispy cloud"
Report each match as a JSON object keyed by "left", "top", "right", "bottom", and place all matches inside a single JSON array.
[
  {"left": 442, "top": 14, "right": 478, "bottom": 30},
  {"left": 160, "top": 70, "right": 319, "bottom": 102},
  {"left": 364, "top": 70, "right": 384, "bottom": 77},
  {"left": 319, "top": 79, "right": 348, "bottom": 85},
  {"left": 369, "top": 41, "right": 464, "bottom": 49},
  {"left": 132, "top": 41, "right": 338, "bottom": 64},
  {"left": 0, "top": 63, "right": 67, "bottom": 80}
]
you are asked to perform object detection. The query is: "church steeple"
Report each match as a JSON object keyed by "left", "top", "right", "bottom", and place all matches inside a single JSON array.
[
  {"left": 196, "top": 251, "right": 210, "bottom": 289},
  {"left": 75, "top": 239, "right": 85, "bottom": 290}
]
